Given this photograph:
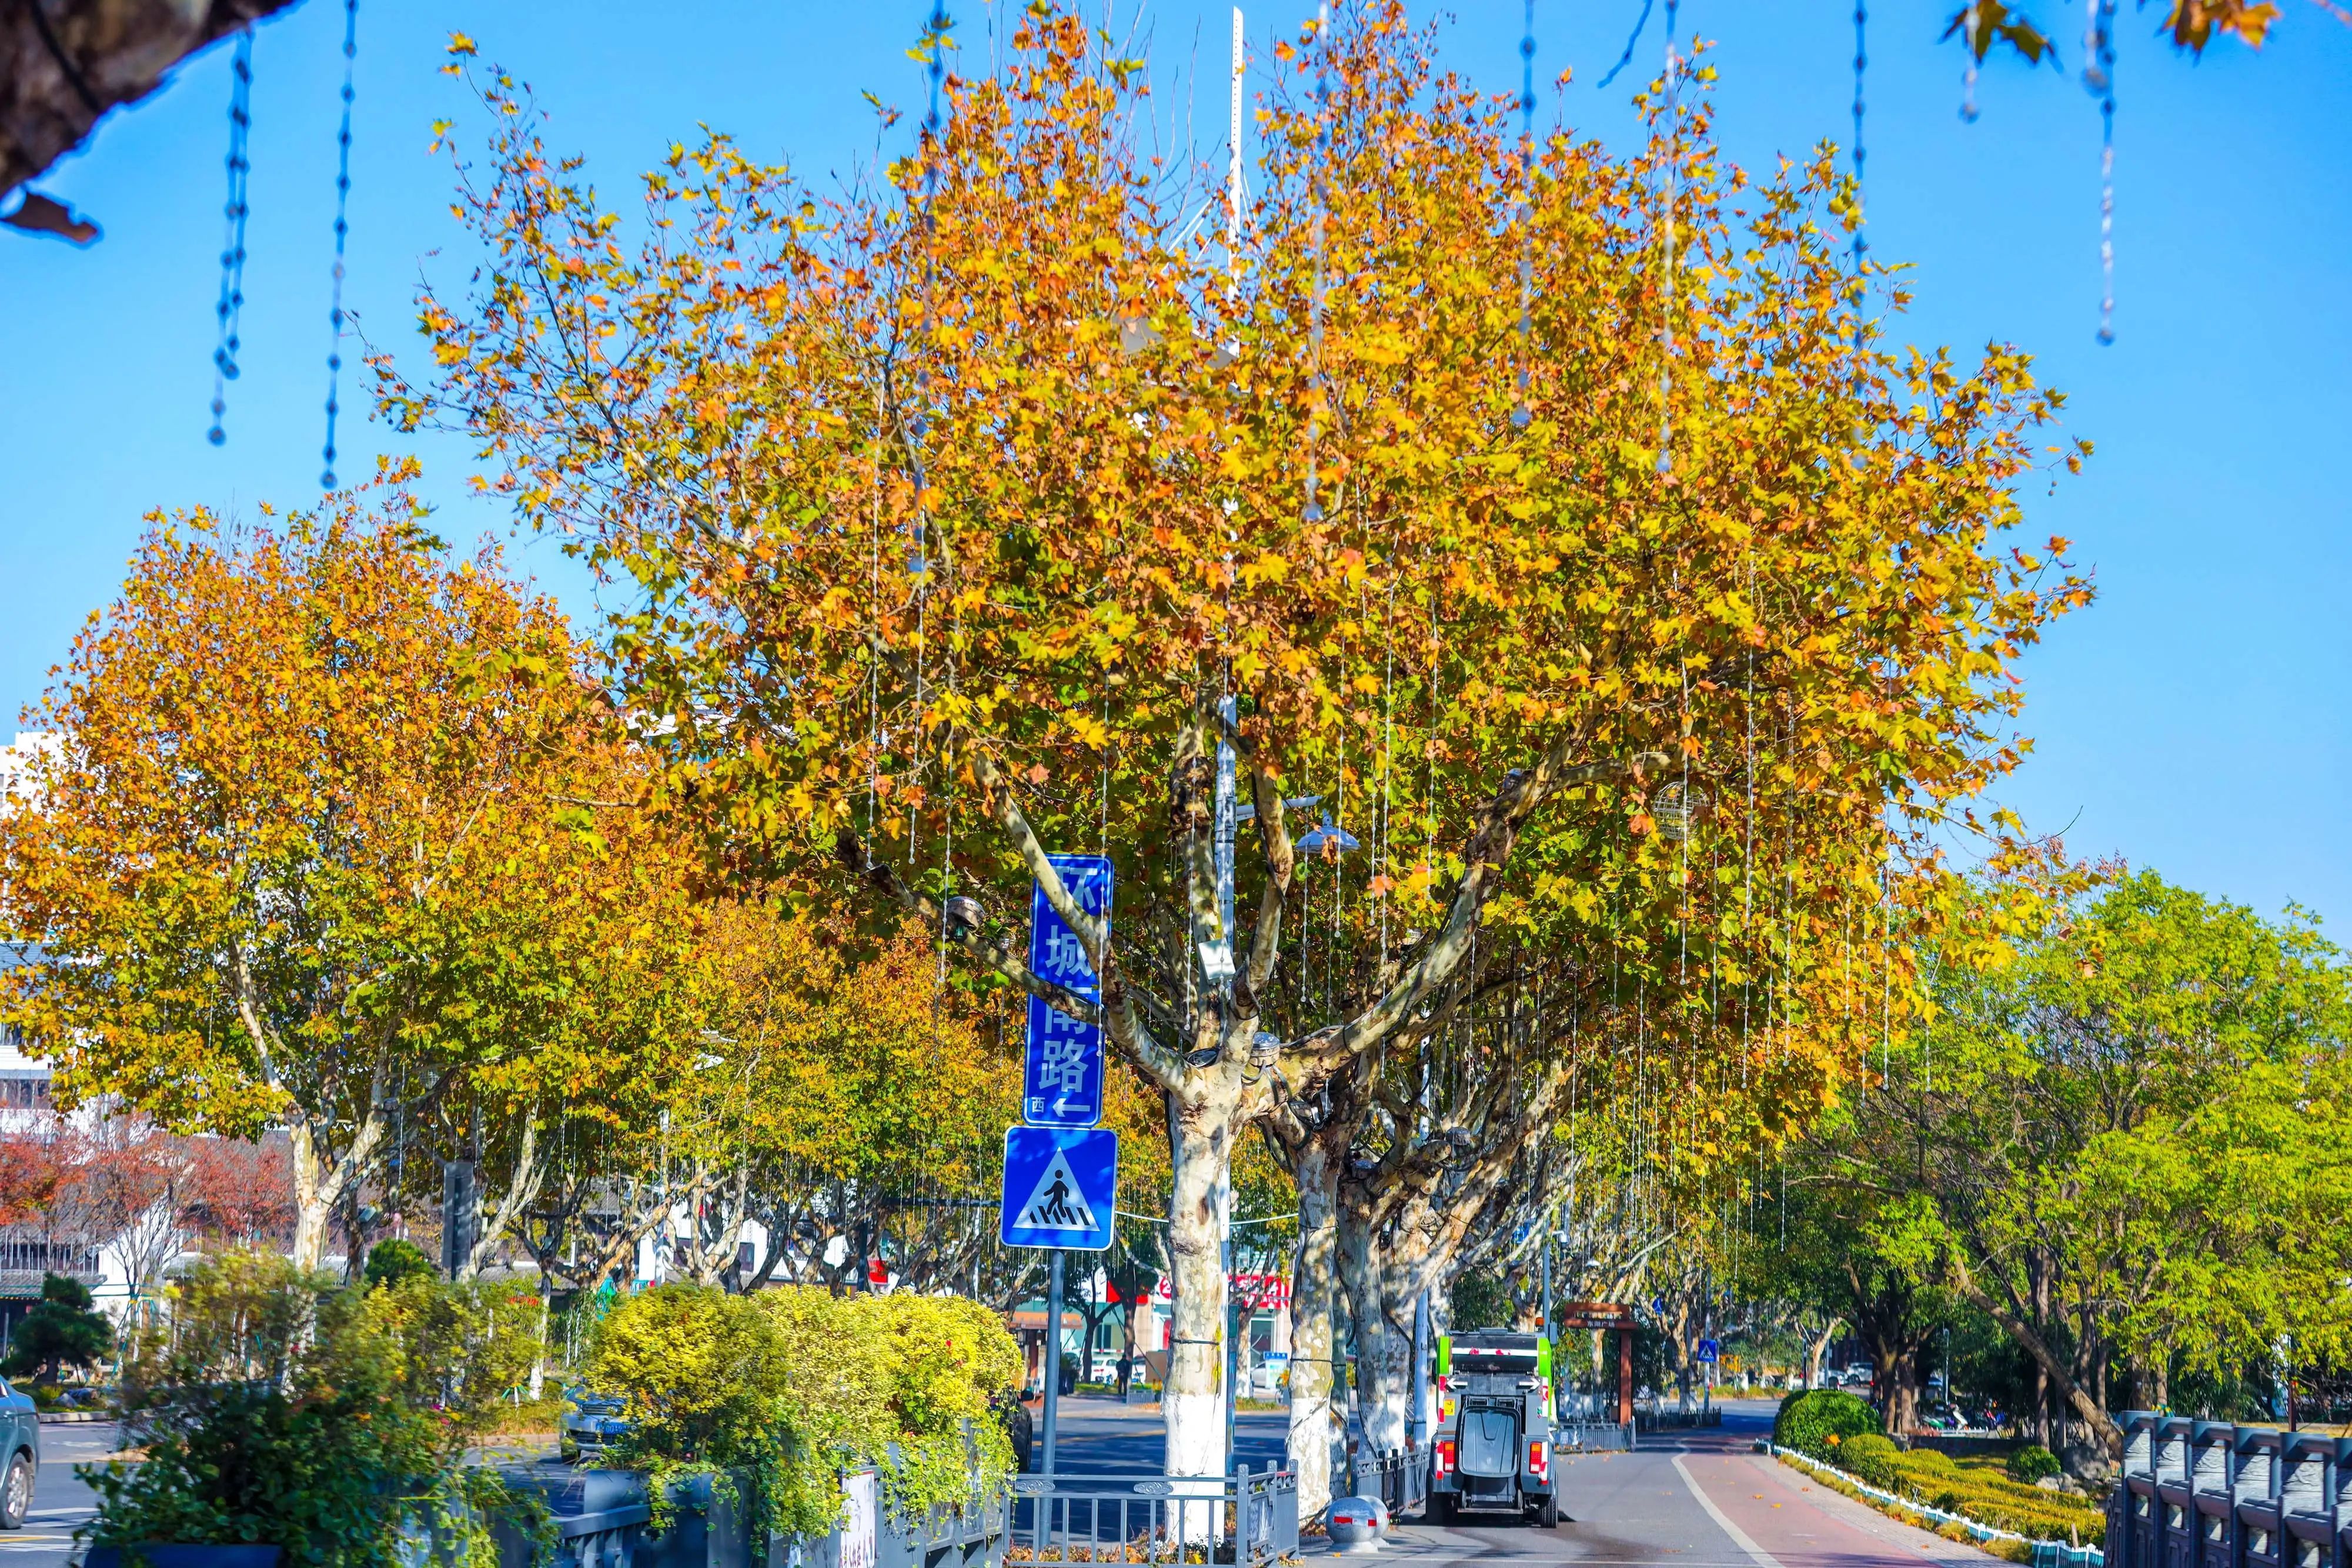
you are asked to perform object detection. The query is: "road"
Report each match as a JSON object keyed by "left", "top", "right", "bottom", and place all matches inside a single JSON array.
[
  {"left": 15, "top": 1398, "right": 2007, "bottom": 1568},
  {"left": 5, "top": 1420, "right": 117, "bottom": 1568},
  {"left": 1038, "top": 1395, "right": 2006, "bottom": 1568}
]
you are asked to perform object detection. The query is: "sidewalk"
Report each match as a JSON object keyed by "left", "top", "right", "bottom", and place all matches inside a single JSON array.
[{"left": 1671, "top": 1447, "right": 2006, "bottom": 1568}]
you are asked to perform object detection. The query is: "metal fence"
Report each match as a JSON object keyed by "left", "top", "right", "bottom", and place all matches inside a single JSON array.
[
  {"left": 1345, "top": 1448, "right": 1429, "bottom": 1517},
  {"left": 1006, "top": 1467, "right": 1298, "bottom": 1567},
  {"left": 1555, "top": 1423, "right": 1635, "bottom": 1453},
  {"left": 1637, "top": 1407, "right": 1723, "bottom": 1433},
  {"left": 2107, "top": 1413, "right": 2352, "bottom": 1568}
]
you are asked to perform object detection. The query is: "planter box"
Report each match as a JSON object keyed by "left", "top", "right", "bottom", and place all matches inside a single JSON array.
[
  {"left": 495, "top": 1465, "right": 1006, "bottom": 1568},
  {"left": 84, "top": 1550, "right": 285, "bottom": 1568}
]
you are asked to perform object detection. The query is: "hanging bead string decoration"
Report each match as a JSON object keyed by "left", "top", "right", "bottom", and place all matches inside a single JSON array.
[
  {"left": 319, "top": 0, "right": 359, "bottom": 487},
  {"left": 1960, "top": 2, "right": 1983, "bottom": 121},
  {"left": 1305, "top": 4, "right": 1329, "bottom": 521},
  {"left": 1852, "top": 0, "right": 1867, "bottom": 268},
  {"left": 868, "top": 382, "right": 885, "bottom": 840},
  {"left": 1511, "top": 0, "right": 1536, "bottom": 431},
  {"left": 908, "top": 0, "right": 951, "bottom": 581},
  {"left": 206, "top": 29, "right": 256, "bottom": 447},
  {"left": 1596, "top": 0, "right": 1655, "bottom": 91},
  {"left": 1654, "top": 0, "right": 1679, "bottom": 474},
  {"left": 2084, "top": 0, "right": 2117, "bottom": 343}
]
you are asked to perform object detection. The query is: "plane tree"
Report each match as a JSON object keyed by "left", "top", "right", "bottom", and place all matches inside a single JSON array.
[
  {"left": 389, "top": 1, "right": 2087, "bottom": 1478},
  {"left": 0, "top": 477, "right": 650, "bottom": 1268}
]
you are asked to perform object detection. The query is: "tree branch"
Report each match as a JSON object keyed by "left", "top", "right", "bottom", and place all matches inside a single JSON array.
[{"left": 1294, "top": 741, "right": 1668, "bottom": 1074}]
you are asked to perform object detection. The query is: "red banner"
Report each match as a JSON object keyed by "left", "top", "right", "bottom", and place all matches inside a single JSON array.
[{"left": 1146, "top": 1272, "right": 1290, "bottom": 1308}]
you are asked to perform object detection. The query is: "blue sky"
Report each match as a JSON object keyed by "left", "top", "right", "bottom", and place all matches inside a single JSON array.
[{"left": 3, "top": 2, "right": 2346, "bottom": 928}]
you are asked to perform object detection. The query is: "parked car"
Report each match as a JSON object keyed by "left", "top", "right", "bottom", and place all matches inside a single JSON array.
[
  {"left": 558, "top": 1386, "right": 630, "bottom": 1463},
  {"left": 0, "top": 1379, "right": 39, "bottom": 1530}
]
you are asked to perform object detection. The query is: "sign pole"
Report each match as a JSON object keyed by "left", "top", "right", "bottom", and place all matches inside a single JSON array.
[
  {"left": 1224, "top": 1289, "right": 1240, "bottom": 1478},
  {"left": 1043, "top": 1248, "right": 1065, "bottom": 1475},
  {"left": 1541, "top": 1217, "right": 1555, "bottom": 1412}
]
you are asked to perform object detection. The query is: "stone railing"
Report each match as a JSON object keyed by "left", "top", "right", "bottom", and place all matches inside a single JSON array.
[{"left": 2107, "top": 1412, "right": 2348, "bottom": 1568}]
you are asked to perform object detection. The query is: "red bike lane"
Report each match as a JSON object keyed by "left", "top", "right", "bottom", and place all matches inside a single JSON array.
[{"left": 1663, "top": 1425, "right": 2003, "bottom": 1568}]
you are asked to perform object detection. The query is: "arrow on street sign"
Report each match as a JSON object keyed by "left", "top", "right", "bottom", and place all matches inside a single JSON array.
[
  {"left": 1000, "top": 1125, "right": 1118, "bottom": 1251},
  {"left": 1024, "top": 854, "right": 1112, "bottom": 1128}
]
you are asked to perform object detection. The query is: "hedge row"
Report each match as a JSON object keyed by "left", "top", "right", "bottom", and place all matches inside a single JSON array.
[
  {"left": 1770, "top": 1390, "right": 2104, "bottom": 1548},
  {"left": 1833, "top": 1434, "right": 2106, "bottom": 1547}
]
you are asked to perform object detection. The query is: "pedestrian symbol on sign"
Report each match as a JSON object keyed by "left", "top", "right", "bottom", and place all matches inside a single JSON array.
[
  {"left": 1015, "top": 1147, "right": 1098, "bottom": 1232},
  {"left": 1000, "top": 1126, "right": 1117, "bottom": 1251}
]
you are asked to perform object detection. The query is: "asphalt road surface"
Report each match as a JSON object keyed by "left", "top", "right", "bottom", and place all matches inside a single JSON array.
[
  {"left": 1364, "top": 1399, "right": 2003, "bottom": 1568},
  {"left": 5, "top": 1420, "right": 117, "bottom": 1567},
  {"left": 1039, "top": 1395, "right": 2004, "bottom": 1568},
  {"left": 10, "top": 1398, "right": 2007, "bottom": 1568}
]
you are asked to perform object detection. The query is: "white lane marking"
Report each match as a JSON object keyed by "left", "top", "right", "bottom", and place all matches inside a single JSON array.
[{"left": 1672, "top": 1453, "right": 1784, "bottom": 1568}]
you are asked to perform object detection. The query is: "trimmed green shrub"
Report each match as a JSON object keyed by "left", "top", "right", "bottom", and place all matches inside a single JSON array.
[
  {"left": 591, "top": 1283, "right": 1022, "bottom": 1536},
  {"left": 2, "top": 1272, "right": 114, "bottom": 1382},
  {"left": 1775, "top": 1389, "right": 1877, "bottom": 1459},
  {"left": 1849, "top": 1444, "right": 2104, "bottom": 1546},
  {"left": 363, "top": 1238, "right": 440, "bottom": 1291},
  {"left": 2008, "top": 1445, "right": 2062, "bottom": 1485},
  {"left": 1842, "top": 1433, "right": 1902, "bottom": 1489}
]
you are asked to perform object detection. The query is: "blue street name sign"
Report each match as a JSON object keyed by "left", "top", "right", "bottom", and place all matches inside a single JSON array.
[
  {"left": 1023, "top": 854, "right": 1112, "bottom": 1127},
  {"left": 1695, "top": 1338, "right": 1720, "bottom": 1364},
  {"left": 1000, "top": 1125, "right": 1118, "bottom": 1251}
]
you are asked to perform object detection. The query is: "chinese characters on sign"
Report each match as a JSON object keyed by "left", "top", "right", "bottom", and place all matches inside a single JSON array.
[{"left": 1023, "top": 854, "right": 1112, "bottom": 1127}]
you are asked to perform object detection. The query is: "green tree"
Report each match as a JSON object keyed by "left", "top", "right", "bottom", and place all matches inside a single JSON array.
[
  {"left": 1855, "top": 870, "right": 2352, "bottom": 1455},
  {"left": 362, "top": 1239, "right": 438, "bottom": 1292},
  {"left": 2, "top": 1272, "right": 113, "bottom": 1382},
  {"left": 90, "top": 1250, "right": 539, "bottom": 1568}
]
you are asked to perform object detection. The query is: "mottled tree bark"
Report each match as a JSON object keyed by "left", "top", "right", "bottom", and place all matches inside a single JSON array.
[{"left": 5, "top": 0, "right": 297, "bottom": 200}]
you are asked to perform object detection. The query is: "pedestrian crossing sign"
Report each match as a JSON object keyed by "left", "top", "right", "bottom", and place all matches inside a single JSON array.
[{"left": 1000, "top": 1125, "right": 1118, "bottom": 1251}]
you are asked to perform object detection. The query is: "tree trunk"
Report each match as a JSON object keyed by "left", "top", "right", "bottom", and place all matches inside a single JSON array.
[
  {"left": 287, "top": 1118, "right": 333, "bottom": 1271},
  {"left": 1806, "top": 1319, "right": 1842, "bottom": 1389},
  {"left": 1164, "top": 1084, "right": 1236, "bottom": 1493},
  {"left": 1946, "top": 1259, "right": 2122, "bottom": 1455},
  {"left": 1337, "top": 1188, "right": 1407, "bottom": 1452},
  {"left": 1285, "top": 1128, "right": 1347, "bottom": 1517}
]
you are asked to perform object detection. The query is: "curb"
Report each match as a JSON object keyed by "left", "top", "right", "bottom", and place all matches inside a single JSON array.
[
  {"left": 1771, "top": 1444, "right": 2103, "bottom": 1567},
  {"left": 39, "top": 1410, "right": 112, "bottom": 1423}
]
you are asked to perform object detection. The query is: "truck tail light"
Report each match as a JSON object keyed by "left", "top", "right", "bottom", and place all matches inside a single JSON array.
[
  {"left": 1529, "top": 1439, "right": 1549, "bottom": 1475},
  {"left": 1436, "top": 1439, "right": 1456, "bottom": 1476}
]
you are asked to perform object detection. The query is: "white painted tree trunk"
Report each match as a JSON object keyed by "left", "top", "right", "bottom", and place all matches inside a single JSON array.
[
  {"left": 1285, "top": 1136, "right": 1347, "bottom": 1517},
  {"left": 1164, "top": 1085, "right": 1236, "bottom": 1536}
]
